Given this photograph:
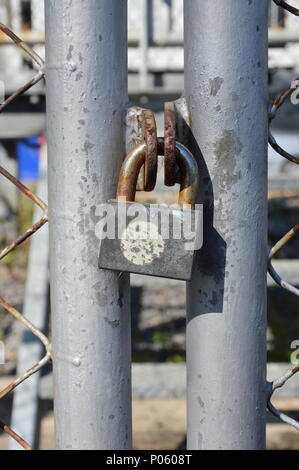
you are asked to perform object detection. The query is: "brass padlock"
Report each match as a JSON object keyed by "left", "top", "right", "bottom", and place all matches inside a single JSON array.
[{"left": 98, "top": 139, "right": 202, "bottom": 281}]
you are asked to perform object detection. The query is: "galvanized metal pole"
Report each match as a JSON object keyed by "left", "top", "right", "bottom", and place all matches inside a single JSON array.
[
  {"left": 184, "top": 0, "right": 269, "bottom": 450},
  {"left": 45, "top": 0, "right": 131, "bottom": 450}
]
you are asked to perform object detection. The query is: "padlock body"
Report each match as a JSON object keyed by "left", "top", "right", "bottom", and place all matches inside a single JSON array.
[{"left": 98, "top": 200, "right": 202, "bottom": 281}]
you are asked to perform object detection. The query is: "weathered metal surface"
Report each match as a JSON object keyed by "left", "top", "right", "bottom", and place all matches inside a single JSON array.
[
  {"left": 125, "top": 106, "right": 146, "bottom": 191},
  {"left": 126, "top": 100, "right": 192, "bottom": 194},
  {"left": 125, "top": 106, "right": 158, "bottom": 192},
  {"left": 117, "top": 138, "right": 199, "bottom": 209},
  {"left": 100, "top": 138, "right": 200, "bottom": 280},
  {"left": 46, "top": 0, "right": 132, "bottom": 450},
  {"left": 185, "top": 0, "right": 268, "bottom": 450},
  {"left": 141, "top": 109, "right": 158, "bottom": 191},
  {"left": 117, "top": 142, "right": 147, "bottom": 200},
  {"left": 164, "top": 102, "right": 178, "bottom": 187},
  {"left": 126, "top": 106, "right": 145, "bottom": 153},
  {"left": 99, "top": 200, "right": 201, "bottom": 281}
]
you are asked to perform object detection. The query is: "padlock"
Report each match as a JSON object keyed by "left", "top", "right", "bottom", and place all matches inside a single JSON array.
[{"left": 98, "top": 138, "right": 202, "bottom": 281}]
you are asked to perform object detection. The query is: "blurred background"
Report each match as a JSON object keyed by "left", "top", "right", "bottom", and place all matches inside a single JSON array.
[{"left": 0, "top": 0, "right": 299, "bottom": 450}]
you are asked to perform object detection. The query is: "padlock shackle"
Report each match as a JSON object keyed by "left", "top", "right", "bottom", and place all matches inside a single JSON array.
[
  {"left": 116, "top": 138, "right": 199, "bottom": 209},
  {"left": 173, "top": 141, "right": 199, "bottom": 209},
  {"left": 116, "top": 142, "right": 147, "bottom": 202}
]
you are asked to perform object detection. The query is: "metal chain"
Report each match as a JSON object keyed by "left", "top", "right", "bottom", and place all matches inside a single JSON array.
[
  {"left": 267, "top": 0, "right": 299, "bottom": 433},
  {"left": 0, "top": 23, "right": 50, "bottom": 450}
]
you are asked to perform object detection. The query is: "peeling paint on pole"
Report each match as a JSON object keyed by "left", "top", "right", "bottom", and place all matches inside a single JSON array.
[
  {"left": 184, "top": 0, "right": 268, "bottom": 450},
  {"left": 45, "top": 0, "right": 131, "bottom": 450}
]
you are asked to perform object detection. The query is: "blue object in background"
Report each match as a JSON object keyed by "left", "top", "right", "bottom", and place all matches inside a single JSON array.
[{"left": 17, "top": 137, "right": 41, "bottom": 182}]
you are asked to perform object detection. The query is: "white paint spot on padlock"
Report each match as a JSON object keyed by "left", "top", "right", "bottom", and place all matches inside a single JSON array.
[{"left": 120, "top": 221, "right": 165, "bottom": 266}]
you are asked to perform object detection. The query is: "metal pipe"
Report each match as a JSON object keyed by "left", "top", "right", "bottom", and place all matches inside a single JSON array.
[
  {"left": 184, "top": 0, "right": 269, "bottom": 450},
  {"left": 1, "top": 30, "right": 299, "bottom": 48},
  {"left": 45, "top": 0, "right": 131, "bottom": 450}
]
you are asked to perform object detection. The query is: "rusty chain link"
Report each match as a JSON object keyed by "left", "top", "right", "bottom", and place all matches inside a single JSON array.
[
  {"left": 164, "top": 102, "right": 178, "bottom": 187},
  {"left": 141, "top": 109, "right": 158, "bottom": 191},
  {"left": 0, "top": 23, "right": 50, "bottom": 450},
  {"left": 267, "top": 0, "right": 299, "bottom": 433},
  {"left": 133, "top": 106, "right": 181, "bottom": 191}
]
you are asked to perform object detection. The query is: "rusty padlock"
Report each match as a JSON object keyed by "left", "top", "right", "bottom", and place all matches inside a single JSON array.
[{"left": 98, "top": 138, "right": 202, "bottom": 281}]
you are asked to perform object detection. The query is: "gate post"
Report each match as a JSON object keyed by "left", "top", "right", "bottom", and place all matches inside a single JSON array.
[
  {"left": 184, "top": 0, "right": 269, "bottom": 450},
  {"left": 45, "top": 0, "right": 131, "bottom": 450}
]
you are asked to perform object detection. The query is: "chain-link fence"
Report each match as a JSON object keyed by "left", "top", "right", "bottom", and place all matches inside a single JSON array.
[
  {"left": 0, "top": 22, "right": 49, "bottom": 450},
  {"left": 267, "top": 0, "right": 299, "bottom": 432},
  {"left": 0, "top": 0, "right": 299, "bottom": 451}
]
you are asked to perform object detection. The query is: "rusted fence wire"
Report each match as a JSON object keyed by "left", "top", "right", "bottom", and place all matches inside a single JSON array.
[
  {"left": 267, "top": 0, "right": 299, "bottom": 432},
  {"left": 0, "top": 23, "right": 50, "bottom": 450},
  {"left": 273, "top": 0, "right": 299, "bottom": 16}
]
